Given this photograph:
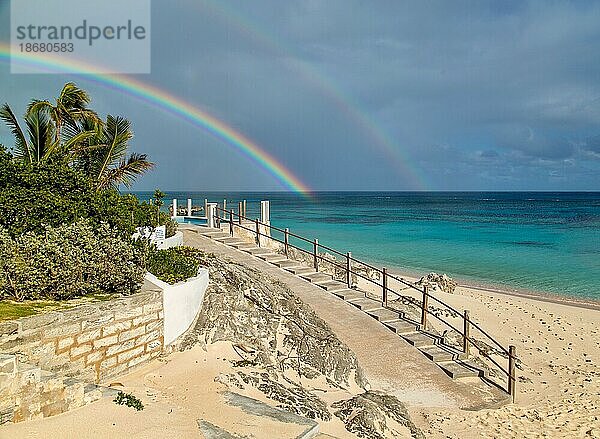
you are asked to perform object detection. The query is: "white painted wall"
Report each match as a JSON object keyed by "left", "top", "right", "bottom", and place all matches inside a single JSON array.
[
  {"left": 144, "top": 267, "right": 209, "bottom": 346},
  {"left": 156, "top": 231, "right": 184, "bottom": 249}
]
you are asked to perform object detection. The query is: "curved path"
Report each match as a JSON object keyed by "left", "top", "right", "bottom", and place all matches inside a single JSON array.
[{"left": 182, "top": 228, "right": 495, "bottom": 409}]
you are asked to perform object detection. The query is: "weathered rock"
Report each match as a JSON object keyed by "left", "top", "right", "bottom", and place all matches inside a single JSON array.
[
  {"left": 180, "top": 251, "right": 367, "bottom": 390},
  {"left": 237, "top": 371, "right": 330, "bottom": 421},
  {"left": 181, "top": 250, "right": 425, "bottom": 438},
  {"left": 332, "top": 391, "right": 424, "bottom": 439},
  {"left": 416, "top": 272, "right": 457, "bottom": 294}
]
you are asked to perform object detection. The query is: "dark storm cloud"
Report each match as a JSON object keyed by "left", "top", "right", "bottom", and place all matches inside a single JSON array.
[{"left": 0, "top": 0, "right": 599, "bottom": 190}]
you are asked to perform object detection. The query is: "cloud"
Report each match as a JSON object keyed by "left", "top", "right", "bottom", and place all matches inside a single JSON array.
[{"left": 1, "top": 0, "right": 599, "bottom": 190}]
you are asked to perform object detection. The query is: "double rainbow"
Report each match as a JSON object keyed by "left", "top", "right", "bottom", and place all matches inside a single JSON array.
[{"left": 0, "top": 42, "right": 312, "bottom": 195}]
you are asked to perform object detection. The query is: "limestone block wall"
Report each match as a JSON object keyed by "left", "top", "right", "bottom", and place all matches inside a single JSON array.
[{"left": 0, "top": 290, "right": 164, "bottom": 384}]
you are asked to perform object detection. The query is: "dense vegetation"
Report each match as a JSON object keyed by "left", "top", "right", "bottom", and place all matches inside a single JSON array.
[
  {"left": 0, "top": 221, "right": 147, "bottom": 301},
  {"left": 146, "top": 247, "right": 202, "bottom": 285},
  {"left": 0, "top": 83, "right": 181, "bottom": 303}
]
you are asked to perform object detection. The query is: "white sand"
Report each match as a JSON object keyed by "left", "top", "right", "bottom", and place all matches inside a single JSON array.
[{"left": 358, "top": 274, "right": 600, "bottom": 438}]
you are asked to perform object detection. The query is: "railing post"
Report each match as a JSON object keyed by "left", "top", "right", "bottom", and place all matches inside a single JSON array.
[
  {"left": 238, "top": 201, "right": 243, "bottom": 224},
  {"left": 284, "top": 228, "right": 289, "bottom": 258},
  {"left": 382, "top": 267, "right": 388, "bottom": 306},
  {"left": 313, "top": 239, "right": 319, "bottom": 272},
  {"left": 509, "top": 345, "right": 516, "bottom": 403},
  {"left": 223, "top": 199, "right": 227, "bottom": 218},
  {"left": 346, "top": 252, "right": 352, "bottom": 288},
  {"left": 243, "top": 200, "right": 247, "bottom": 217},
  {"left": 229, "top": 210, "right": 233, "bottom": 236},
  {"left": 255, "top": 218, "right": 260, "bottom": 247},
  {"left": 420, "top": 286, "right": 429, "bottom": 329},
  {"left": 463, "top": 310, "right": 470, "bottom": 357}
]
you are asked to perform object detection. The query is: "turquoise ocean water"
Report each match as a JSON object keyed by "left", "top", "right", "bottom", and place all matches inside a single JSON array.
[{"left": 134, "top": 192, "right": 600, "bottom": 301}]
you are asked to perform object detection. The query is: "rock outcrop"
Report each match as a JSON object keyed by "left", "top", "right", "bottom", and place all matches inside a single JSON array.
[
  {"left": 180, "top": 250, "right": 423, "bottom": 438},
  {"left": 416, "top": 272, "right": 458, "bottom": 294},
  {"left": 332, "top": 391, "right": 424, "bottom": 439}
]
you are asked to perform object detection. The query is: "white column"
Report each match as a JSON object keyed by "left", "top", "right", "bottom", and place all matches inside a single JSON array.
[
  {"left": 172, "top": 199, "right": 178, "bottom": 218},
  {"left": 207, "top": 203, "right": 217, "bottom": 228},
  {"left": 204, "top": 199, "right": 208, "bottom": 219},
  {"left": 187, "top": 198, "right": 192, "bottom": 217},
  {"left": 260, "top": 200, "right": 270, "bottom": 223}
]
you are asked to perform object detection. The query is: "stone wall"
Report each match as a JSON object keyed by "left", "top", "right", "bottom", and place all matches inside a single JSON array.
[{"left": 0, "top": 289, "right": 164, "bottom": 384}]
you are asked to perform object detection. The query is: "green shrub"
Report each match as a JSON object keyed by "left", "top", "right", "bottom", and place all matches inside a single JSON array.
[
  {"left": 113, "top": 391, "right": 144, "bottom": 411},
  {"left": 0, "top": 149, "right": 176, "bottom": 238},
  {"left": 146, "top": 247, "right": 201, "bottom": 285},
  {"left": 0, "top": 220, "right": 146, "bottom": 301}
]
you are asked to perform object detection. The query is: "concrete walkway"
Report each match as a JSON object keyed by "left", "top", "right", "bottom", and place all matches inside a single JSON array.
[{"left": 183, "top": 229, "right": 489, "bottom": 409}]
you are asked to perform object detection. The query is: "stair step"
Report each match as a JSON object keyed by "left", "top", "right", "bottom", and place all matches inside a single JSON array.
[
  {"left": 366, "top": 308, "right": 402, "bottom": 323},
  {"left": 203, "top": 231, "right": 229, "bottom": 239},
  {"left": 214, "top": 236, "right": 244, "bottom": 245},
  {"left": 300, "top": 273, "right": 333, "bottom": 283},
  {"left": 419, "top": 345, "right": 463, "bottom": 362},
  {"left": 437, "top": 360, "right": 484, "bottom": 379},
  {"left": 347, "top": 297, "right": 381, "bottom": 312},
  {"left": 231, "top": 242, "right": 257, "bottom": 250},
  {"left": 332, "top": 289, "right": 364, "bottom": 301},
  {"left": 400, "top": 332, "right": 440, "bottom": 348},
  {"left": 285, "top": 266, "right": 316, "bottom": 275},
  {"left": 384, "top": 320, "right": 419, "bottom": 334},
  {"left": 257, "top": 253, "right": 289, "bottom": 263},
  {"left": 273, "top": 259, "right": 301, "bottom": 268},
  {"left": 197, "top": 227, "right": 221, "bottom": 235},
  {"left": 243, "top": 247, "right": 272, "bottom": 256},
  {"left": 315, "top": 280, "right": 347, "bottom": 291}
]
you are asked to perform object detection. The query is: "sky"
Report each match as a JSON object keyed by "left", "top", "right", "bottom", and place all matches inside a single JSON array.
[{"left": 0, "top": 0, "right": 599, "bottom": 191}]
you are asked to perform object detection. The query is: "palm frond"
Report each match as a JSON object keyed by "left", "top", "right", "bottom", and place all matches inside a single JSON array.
[
  {"left": 0, "top": 103, "right": 31, "bottom": 162},
  {"left": 58, "top": 82, "right": 91, "bottom": 110},
  {"left": 25, "top": 105, "right": 54, "bottom": 163},
  {"left": 95, "top": 115, "right": 133, "bottom": 181},
  {"left": 97, "top": 153, "right": 154, "bottom": 190}
]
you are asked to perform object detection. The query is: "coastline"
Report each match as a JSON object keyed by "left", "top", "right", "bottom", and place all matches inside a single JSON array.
[{"left": 384, "top": 265, "right": 600, "bottom": 312}]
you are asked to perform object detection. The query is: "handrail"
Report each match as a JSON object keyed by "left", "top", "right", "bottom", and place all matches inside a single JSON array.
[{"left": 210, "top": 205, "right": 517, "bottom": 400}]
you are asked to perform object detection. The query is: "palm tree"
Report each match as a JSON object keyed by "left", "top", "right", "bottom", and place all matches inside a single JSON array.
[
  {"left": 75, "top": 114, "right": 154, "bottom": 190},
  {"left": 28, "top": 82, "right": 99, "bottom": 143},
  {"left": 0, "top": 102, "right": 55, "bottom": 164},
  {"left": 1, "top": 83, "right": 154, "bottom": 190}
]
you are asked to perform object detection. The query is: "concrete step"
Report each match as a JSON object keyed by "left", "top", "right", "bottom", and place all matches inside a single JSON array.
[
  {"left": 207, "top": 232, "right": 230, "bottom": 240},
  {"left": 215, "top": 237, "right": 246, "bottom": 245},
  {"left": 419, "top": 345, "right": 463, "bottom": 363},
  {"left": 366, "top": 307, "right": 402, "bottom": 323},
  {"left": 285, "top": 266, "right": 316, "bottom": 275},
  {"left": 400, "top": 332, "right": 441, "bottom": 348},
  {"left": 314, "top": 280, "right": 347, "bottom": 291},
  {"left": 300, "top": 273, "right": 333, "bottom": 284},
  {"left": 437, "top": 360, "right": 483, "bottom": 379},
  {"left": 347, "top": 297, "right": 382, "bottom": 312},
  {"left": 196, "top": 227, "right": 221, "bottom": 235},
  {"left": 273, "top": 259, "right": 302, "bottom": 269},
  {"left": 332, "top": 289, "right": 365, "bottom": 301},
  {"left": 243, "top": 247, "right": 272, "bottom": 256},
  {"left": 231, "top": 242, "right": 257, "bottom": 250},
  {"left": 384, "top": 319, "right": 419, "bottom": 334},
  {"left": 257, "top": 253, "right": 289, "bottom": 263}
]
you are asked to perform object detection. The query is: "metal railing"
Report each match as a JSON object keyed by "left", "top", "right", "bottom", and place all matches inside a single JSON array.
[{"left": 211, "top": 205, "right": 517, "bottom": 401}]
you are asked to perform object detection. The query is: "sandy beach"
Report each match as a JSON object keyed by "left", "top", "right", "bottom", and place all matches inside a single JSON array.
[
  {"left": 3, "top": 231, "right": 599, "bottom": 438},
  {"left": 357, "top": 273, "right": 600, "bottom": 438}
]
